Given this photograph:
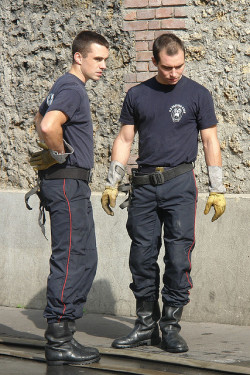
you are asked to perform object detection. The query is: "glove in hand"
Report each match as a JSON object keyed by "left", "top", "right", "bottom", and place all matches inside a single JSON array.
[
  {"left": 204, "top": 193, "right": 226, "bottom": 222},
  {"left": 101, "top": 186, "right": 118, "bottom": 216},
  {"left": 29, "top": 141, "right": 58, "bottom": 170}
]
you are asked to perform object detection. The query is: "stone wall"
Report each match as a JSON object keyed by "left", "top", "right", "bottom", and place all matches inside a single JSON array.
[
  {"left": 0, "top": 0, "right": 249, "bottom": 192},
  {"left": 0, "top": 0, "right": 133, "bottom": 191},
  {"left": 186, "top": 0, "right": 249, "bottom": 193}
]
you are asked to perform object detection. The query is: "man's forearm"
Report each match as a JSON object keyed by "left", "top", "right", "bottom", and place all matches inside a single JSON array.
[
  {"left": 38, "top": 111, "right": 68, "bottom": 153},
  {"left": 34, "top": 112, "right": 45, "bottom": 141},
  {"left": 203, "top": 137, "right": 222, "bottom": 167},
  {"left": 111, "top": 135, "right": 132, "bottom": 166}
]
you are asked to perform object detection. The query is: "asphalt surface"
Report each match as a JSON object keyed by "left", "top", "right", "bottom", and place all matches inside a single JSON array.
[{"left": 0, "top": 306, "right": 249, "bottom": 374}]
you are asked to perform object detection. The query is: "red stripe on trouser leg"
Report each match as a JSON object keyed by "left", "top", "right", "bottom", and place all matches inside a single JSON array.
[
  {"left": 186, "top": 170, "right": 198, "bottom": 289},
  {"left": 58, "top": 179, "right": 72, "bottom": 321}
]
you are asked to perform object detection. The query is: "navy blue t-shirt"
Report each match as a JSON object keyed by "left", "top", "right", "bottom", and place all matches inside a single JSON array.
[
  {"left": 120, "top": 76, "right": 217, "bottom": 167},
  {"left": 39, "top": 72, "right": 93, "bottom": 169}
]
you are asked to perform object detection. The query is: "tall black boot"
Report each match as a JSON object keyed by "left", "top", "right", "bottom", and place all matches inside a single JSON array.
[
  {"left": 160, "top": 306, "right": 188, "bottom": 353},
  {"left": 112, "top": 300, "right": 161, "bottom": 349},
  {"left": 45, "top": 322, "right": 100, "bottom": 366},
  {"left": 67, "top": 320, "right": 100, "bottom": 355}
]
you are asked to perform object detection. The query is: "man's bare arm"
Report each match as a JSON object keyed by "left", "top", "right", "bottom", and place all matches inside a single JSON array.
[
  {"left": 111, "top": 124, "right": 136, "bottom": 165},
  {"left": 200, "top": 125, "right": 222, "bottom": 167},
  {"left": 36, "top": 110, "right": 69, "bottom": 153}
]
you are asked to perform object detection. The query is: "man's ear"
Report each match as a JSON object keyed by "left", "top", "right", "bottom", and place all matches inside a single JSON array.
[
  {"left": 74, "top": 52, "right": 82, "bottom": 65},
  {"left": 152, "top": 57, "right": 158, "bottom": 67}
]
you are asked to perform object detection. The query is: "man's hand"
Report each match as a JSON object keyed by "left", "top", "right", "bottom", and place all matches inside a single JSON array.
[
  {"left": 101, "top": 186, "right": 119, "bottom": 216},
  {"left": 29, "top": 141, "right": 58, "bottom": 170},
  {"left": 204, "top": 193, "right": 226, "bottom": 222}
]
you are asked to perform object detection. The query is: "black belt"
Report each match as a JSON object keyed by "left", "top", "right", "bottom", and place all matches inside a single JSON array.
[
  {"left": 132, "top": 163, "right": 194, "bottom": 186},
  {"left": 39, "top": 167, "right": 91, "bottom": 182}
]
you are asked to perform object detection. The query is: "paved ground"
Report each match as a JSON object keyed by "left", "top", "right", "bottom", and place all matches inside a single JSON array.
[{"left": 0, "top": 306, "right": 249, "bottom": 371}]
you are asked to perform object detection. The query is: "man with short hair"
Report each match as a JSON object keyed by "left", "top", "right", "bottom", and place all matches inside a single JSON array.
[
  {"left": 101, "top": 33, "right": 226, "bottom": 353},
  {"left": 30, "top": 30, "right": 109, "bottom": 366}
]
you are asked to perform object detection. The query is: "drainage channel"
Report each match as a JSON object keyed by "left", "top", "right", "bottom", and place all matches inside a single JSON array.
[{"left": 0, "top": 336, "right": 249, "bottom": 375}]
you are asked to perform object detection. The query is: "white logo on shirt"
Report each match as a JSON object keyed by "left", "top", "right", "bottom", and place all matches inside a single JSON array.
[
  {"left": 46, "top": 93, "right": 54, "bottom": 106},
  {"left": 169, "top": 104, "right": 186, "bottom": 123}
]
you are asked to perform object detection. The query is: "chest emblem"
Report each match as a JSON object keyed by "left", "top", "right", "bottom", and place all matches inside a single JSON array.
[
  {"left": 169, "top": 104, "right": 186, "bottom": 123},
  {"left": 46, "top": 93, "right": 54, "bottom": 106}
]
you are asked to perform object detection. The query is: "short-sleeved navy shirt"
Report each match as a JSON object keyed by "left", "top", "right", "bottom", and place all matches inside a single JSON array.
[
  {"left": 120, "top": 76, "right": 217, "bottom": 167},
  {"left": 39, "top": 72, "right": 93, "bottom": 169}
]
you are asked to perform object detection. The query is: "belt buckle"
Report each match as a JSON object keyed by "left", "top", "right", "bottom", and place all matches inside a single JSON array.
[{"left": 150, "top": 172, "right": 165, "bottom": 186}]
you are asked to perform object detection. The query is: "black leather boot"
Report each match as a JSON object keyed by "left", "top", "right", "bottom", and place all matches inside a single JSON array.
[
  {"left": 160, "top": 306, "right": 188, "bottom": 353},
  {"left": 67, "top": 320, "right": 98, "bottom": 352},
  {"left": 112, "top": 300, "right": 161, "bottom": 349},
  {"left": 45, "top": 322, "right": 100, "bottom": 366}
]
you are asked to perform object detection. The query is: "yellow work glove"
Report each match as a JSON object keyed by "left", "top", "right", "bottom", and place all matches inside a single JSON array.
[
  {"left": 204, "top": 193, "right": 226, "bottom": 222},
  {"left": 29, "top": 141, "right": 58, "bottom": 171},
  {"left": 101, "top": 186, "right": 118, "bottom": 216}
]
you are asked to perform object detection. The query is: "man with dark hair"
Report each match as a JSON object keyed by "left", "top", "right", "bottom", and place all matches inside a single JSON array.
[
  {"left": 101, "top": 33, "right": 226, "bottom": 353},
  {"left": 30, "top": 30, "right": 109, "bottom": 366},
  {"left": 153, "top": 33, "right": 185, "bottom": 62},
  {"left": 72, "top": 30, "right": 109, "bottom": 60}
]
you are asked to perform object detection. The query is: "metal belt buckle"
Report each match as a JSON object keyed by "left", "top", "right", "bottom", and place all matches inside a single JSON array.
[{"left": 150, "top": 172, "right": 165, "bottom": 186}]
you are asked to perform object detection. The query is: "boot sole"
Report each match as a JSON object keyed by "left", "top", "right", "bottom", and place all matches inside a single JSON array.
[
  {"left": 112, "top": 337, "right": 161, "bottom": 349},
  {"left": 161, "top": 344, "right": 189, "bottom": 353},
  {"left": 46, "top": 355, "right": 100, "bottom": 366}
]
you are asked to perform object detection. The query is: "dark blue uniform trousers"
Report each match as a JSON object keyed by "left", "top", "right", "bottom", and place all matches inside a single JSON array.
[
  {"left": 40, "top": 178, "right": 97, "bottom": 323},
  {"left": 127, "top": 170, "right": 198, "bottom": 307}
]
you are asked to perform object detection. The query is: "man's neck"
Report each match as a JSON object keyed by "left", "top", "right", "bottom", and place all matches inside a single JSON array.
[{"left": 69, "top": 65, "right": 87, "bottom": 83}]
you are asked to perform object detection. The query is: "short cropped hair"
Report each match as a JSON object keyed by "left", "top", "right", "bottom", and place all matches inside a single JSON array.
[
  {"left": 72, "top": 31, "right": 109, "bottom": 62},
  {"left": 153, "top": 33, "right": 185, "bottom": 64}
]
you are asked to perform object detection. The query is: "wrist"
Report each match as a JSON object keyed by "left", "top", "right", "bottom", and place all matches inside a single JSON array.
[
  {"left": 207, "top": 166, "right": 226, "bottom": 193},
  {"left": 107, "top": 160, "right": 125, "bottom": 187},
  {"left": 50, "top": 139, "right": 74, "bottom": 164}
]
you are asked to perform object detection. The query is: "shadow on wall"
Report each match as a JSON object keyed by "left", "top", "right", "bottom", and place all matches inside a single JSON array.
[
  {"left": 19, "top": 278, "right": 134, "bottom": 339},
  {"left": 24, "top": 278, "right": 119, "bottom": 315},
  {"left": 85, "top": 279, "right": 118, "bottom": 315}
]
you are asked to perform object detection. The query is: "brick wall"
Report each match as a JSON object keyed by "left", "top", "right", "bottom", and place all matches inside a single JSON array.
[{"left": 123, "top": 0, "right": 187, "bottom": 91}]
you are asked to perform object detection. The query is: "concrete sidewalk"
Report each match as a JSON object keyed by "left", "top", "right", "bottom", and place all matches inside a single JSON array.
[{"left": 0, "top": 306, "right": 249, "bottom": 372}]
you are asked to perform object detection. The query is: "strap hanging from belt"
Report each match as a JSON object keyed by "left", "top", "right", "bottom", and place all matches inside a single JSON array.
[
  {"left": 132, "top": 163, "right": 194, "bottom": 186},
  {"left": 118, "top": 183, "right": 131, "bottom": 209},
  {"left": 24, "top": 179, "right": 48, "bottom": 240}
]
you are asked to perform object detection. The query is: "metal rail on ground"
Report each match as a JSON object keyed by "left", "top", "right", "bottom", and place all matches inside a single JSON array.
[{"left": 0, "top": 336, "right": 249, "bottom": 375}]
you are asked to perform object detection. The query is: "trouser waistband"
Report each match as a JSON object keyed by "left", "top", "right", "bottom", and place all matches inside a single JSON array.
[
  {"left": 132, "top": 163, "right": 194, "bottom": 186},
  {"left": 39, "top": 167, "right": 91, "bottom": 182}
]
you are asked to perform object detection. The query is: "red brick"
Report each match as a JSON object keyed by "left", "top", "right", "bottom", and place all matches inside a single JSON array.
[
  {"left": 162, "top": 0, "right": 186, "bottom": 5},
  {"left": 136, "top": 62, "right": 149, "bottom": 71},
  {"left": 136, "top": 51, "right": 153, "bottom": 61},
  {"left": 148, "top": 20, "right": 161, "bottom": 30},
  {"left": 135, "top": 30, "right": 155, "bottom": 41},
  {"left": 124, "top": 82, "right": 138, "bottom": 92},
  {"left": 123, "top": 20, "right": 148, "bottom": 31},
  {"left": 124, "top": 0, "right": 148, "bottom": 8},
  {"left": 124, "top": 73, "right": 137, "bottom": 82},
  {"left": 175, "top": 7, "right": 186, "bottom": 17},
  {"left": 149, "top": 0, "right": 162, "bottom": 6},
  {"left": 136, "top": 41, "right": 149, "bottom": 51},
  {"left": 148, "top": 40, "right": 154, "bottom": 50},
  {"left": 137, "top": 9, "right": 155, "bottom": 20},
  {"left": 154, "top": 30, "right": 168, "bottom": 38},
  {"left": 136, "top": 72, "right": 155, "bottom": 82},
  {"left": 156, "top": 7, "right": 173, "bottom": 18},
  {"left": 124, "top": 11, "right": 137, "bottom": 21},
  {"left": 161, "top": 18, "right": 186, "bottom": 29},
  {"left": 155, "top": 29, "right": 185, "bottom": 38}
]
